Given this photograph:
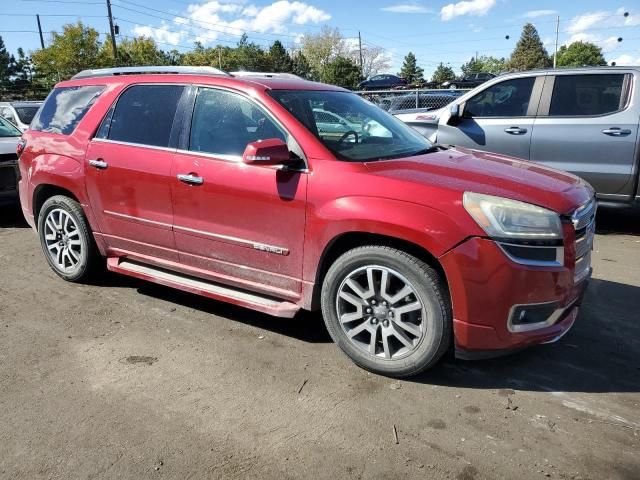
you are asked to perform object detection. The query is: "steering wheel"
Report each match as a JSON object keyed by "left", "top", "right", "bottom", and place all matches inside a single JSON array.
[{"left": 338, "top": 130, "right": 359, "bottom": 144}]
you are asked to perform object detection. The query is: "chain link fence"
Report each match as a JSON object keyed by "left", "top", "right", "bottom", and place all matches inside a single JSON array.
[{"left": 355, "top": 89, "right": 470, "bottom": 113}]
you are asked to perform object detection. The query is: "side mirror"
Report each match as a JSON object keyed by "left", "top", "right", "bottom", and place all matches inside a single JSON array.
[
  {"left": 447, "top": 103, "right": 463, "bottom": 126},
  {"left": 242, "top": 138, "right": 290, "bottom": 166}
]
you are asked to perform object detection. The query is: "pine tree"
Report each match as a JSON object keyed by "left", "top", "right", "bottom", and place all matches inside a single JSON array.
[
  {"left": 431, "top": 63, "right": 456, "bottom": 84},
  {"left": 399, "top": 52, "right": 424, "bottom": 84},
  {"left": 507, "top": 23, "right": 551, "bottom": 71},
  {"left": 269, "top": 40, "right": 293, "bottom": 73},
  {"left": 292, "top": 52, "right": 313, "bottom": 80},
  {"left": 0, "top": 36, "right": 11, "bottom": 87}
]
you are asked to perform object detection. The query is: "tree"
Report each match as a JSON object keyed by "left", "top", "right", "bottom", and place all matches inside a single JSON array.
[
  {"left": 431, "top": 62, "right": 456, "bottom": 83},
  {"left": 399, "top": 52, "right": 424, "bottom": 84},
  {"left": 507, "top": 23, "right": 551, "bottom": 71},
  {"left": 356, "top": 45, "right": 390, "bottom": 78},
  {"left": 319, "top": 56, "right": 361, "bottom": 89},
  {"left": 556, "top": 41, "right": 606, "bottom": 67},
  {"left": 292, "top": 51, "right": 313, "bottom": 80},
  {"left": 232, "top": 34, "right": 271, "bottom": 71},
  {"left": 0, "top": 36, "right": 12, "bottom": 89},
  {"left": 301, "top": 26, "right": 346, "bottom": 76},
  {"left": 31, "top": 22, "right": 104, "bottom": 81},
  {"left": 461, "top": 55, "right": 506, "bottom": 76},
  {"left": 107, "top": 37, "right": 169, "bottom": 66},
  {"left": 269, "top": 40, "right": 293, "bottom": 73}
]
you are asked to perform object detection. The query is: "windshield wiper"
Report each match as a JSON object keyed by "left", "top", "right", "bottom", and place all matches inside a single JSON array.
[{"left": 412, "top": 144, "right": 449, "bottom": 156}]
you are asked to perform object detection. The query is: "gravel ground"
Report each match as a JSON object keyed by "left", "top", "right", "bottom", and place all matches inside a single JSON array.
[{"left": 0, "top": 204, "right": 638, "bottom": 480}]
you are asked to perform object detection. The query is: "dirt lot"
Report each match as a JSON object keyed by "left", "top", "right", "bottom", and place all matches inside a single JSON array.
[{"left": 0, "top": 204, "right": 638, "bottom": 480}]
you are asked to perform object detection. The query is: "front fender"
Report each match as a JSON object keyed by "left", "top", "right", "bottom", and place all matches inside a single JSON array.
[{"left": 303, "top": 195, "right": 476, "bottom": 282}]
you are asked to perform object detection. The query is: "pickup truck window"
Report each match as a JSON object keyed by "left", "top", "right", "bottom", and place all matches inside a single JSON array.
[
  {"left": 465, "top": 77, "right": 535, "bottom": 118},
  {"left": 549, "top": 74, "right": 626, "bottom": 117}
]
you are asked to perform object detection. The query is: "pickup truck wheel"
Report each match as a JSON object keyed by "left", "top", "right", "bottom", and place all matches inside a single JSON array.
[
  {"left": 38, "top": 195, "right": 100, "bottom": 283},
  {"left": 321, "top": 246, "right": 451, "bottom": 377}
]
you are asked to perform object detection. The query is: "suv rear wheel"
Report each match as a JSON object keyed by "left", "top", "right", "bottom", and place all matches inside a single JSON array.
[
  {"left": 321, "top": 246, "right": 451, "bottom": 377},
  {"left": 38, "top": 195, "right": 100, "bottom": 282}
]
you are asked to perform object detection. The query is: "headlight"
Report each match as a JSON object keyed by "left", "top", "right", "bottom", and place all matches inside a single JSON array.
[{"left": 463, "top": 192, "right": 562, "bottom": 240}]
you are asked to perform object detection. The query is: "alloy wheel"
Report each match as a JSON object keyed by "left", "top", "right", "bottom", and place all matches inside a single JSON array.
[
  {"left": 336, "top": 265, "right": 426, "bottom": 360},
  {"left": 43, "top": 208, "right": 83, "bottom": 272}
]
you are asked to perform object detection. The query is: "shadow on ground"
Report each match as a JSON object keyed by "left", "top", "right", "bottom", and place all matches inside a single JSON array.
[
  {"left": 596, "top": 203, "right": 640, "bottom": 236},
  {"left": 0, "top": 204, "right": 28, "bottom": 228}
]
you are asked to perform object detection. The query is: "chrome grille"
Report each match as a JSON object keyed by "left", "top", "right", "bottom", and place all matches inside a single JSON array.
[{"left": 572, "top": 198, "right": 596, "bottom": 283}]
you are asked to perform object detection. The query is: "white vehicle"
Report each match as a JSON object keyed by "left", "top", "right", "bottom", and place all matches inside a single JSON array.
[
  {"left": 0, "top": 101, "right": 42, "bottom": 132},
  {"left": 312, "top": 108, "right": 391, "bottom": 138}
]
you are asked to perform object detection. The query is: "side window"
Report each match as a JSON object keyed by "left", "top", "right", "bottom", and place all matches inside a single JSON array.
[
  {"left": 465, "top": 77, "right": 535, "bottom": 117},
  {"left": 31, "top": 86, "right": 104, "bottom": 135},
  {"left": 189, "top": 88, "right": 286, "bottom": 157},
  {"left": 549, "top": 74, "right": 626, "bottom": 116},
  {"left": 106, "top": 85, "right": 184, "bottom": 147}
]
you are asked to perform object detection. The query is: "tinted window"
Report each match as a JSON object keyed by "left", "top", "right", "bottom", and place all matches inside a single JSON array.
[
  {"left": 31, "top": 86, "right": 104, "bottom": 135},
  {"left": 465, "top": 77, "right": 535, "bottom": 117},
  {"left": 189, "top": 88, "right": 287, "bottom": 157},
  {"left": 549, "top": 74, "right": 625, "bottom": 116},
  {"left": 14, "top": 106, "right": 40, "bottom": 124},
  {"left": 0, "top": 116, "right": 21, "bottom": 137},
  {"left": 107, "top": 85, "right": 183, "bottom": 147}
]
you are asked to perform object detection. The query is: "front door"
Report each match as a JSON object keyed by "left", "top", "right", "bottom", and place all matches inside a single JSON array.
[
  {"left": 438, "top": 76, "right": 540, "bottom": 160},
  {"left": 530, "top": 73, "right": 638, "bottom": 198},
  {"left": 170, "top": 87, "right": 307, "bottom": 299},
  {"left": 85, "top": 84, "right": 185, "bottom": 261}
]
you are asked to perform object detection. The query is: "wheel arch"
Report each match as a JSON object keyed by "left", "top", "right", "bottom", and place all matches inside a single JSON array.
[
  {"left": 33, "top": 184, "right": 81, "bottom": 228},
  {"left": 310, "top": 231, "right": 450, "bottom": 311}
]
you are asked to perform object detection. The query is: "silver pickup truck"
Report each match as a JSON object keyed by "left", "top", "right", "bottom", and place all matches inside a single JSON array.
[{"left": 395, "top": 67, "right": 640, "bottom": 205}]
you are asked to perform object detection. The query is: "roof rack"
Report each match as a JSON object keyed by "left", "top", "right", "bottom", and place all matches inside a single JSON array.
[
  {"left": 71, "top": 66, "right": 231, "bottom": 80},
  {"left": 231, "top": 71, "right": 303, "bottom": 80}
]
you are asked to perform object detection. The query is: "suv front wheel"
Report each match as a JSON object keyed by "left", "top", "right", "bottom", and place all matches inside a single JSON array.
[
  {"left": 321, "top": 246, "right": 452, "bottom": 377},
  {"left": 38, "top": 195, "right": 100, "bottom": 282}
]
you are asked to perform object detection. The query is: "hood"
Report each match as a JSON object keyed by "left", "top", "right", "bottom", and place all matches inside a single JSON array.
[{"left": 365, "top": 147, "right": 593, "bottom": 215}]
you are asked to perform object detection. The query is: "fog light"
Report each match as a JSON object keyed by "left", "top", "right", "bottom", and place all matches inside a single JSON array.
[{"left": 508, "top": 302, "right": 560, "bottom": 333}]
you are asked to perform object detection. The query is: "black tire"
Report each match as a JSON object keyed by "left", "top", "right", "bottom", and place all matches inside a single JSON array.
[
  {"left": 37, "top": 195, "right": 101, "bottom": 283},
  {"left": 321, "top": 246, "right": 452, "bottom": 377}
]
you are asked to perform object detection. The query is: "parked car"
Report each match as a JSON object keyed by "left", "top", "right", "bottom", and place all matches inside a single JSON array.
[
  {"left": 19, "top": 66, "right": 594, "bottom": 377},
  {"left": 0, "top": 116, "right": 22, "bottom": 205},
  {"left": 0, "top": 101, "right": 42, "bottom": 132},
  {"left": 312, "top": 108, "right": 390, "bottom": 138},
  {"left": 357, "top": 74, "right": 407, "bottom": 91},
  {"left": 380, "top": 91, "right": 464, "bottom": 112},
  {"left": 396, "top": 67, "right": 640, "bottom": 205},
  {"left": 441, "top": 72, "right": 495, "bottom": 89}
]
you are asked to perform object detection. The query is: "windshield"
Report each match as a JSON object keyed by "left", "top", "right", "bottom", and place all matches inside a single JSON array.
[
  {"left": 14, "top": 105, "right": 40, "bottom": 124},
  {"left": 269, "top": 90, "right": 432, "bottom": 162},
  {"left": 0, "top": 116, "right": 21, "bottom": 137}
]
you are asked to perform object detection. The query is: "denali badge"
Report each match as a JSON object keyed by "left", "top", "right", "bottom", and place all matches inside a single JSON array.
[{"left": 252, "top": 243, "right": 289, "bottom": 256}]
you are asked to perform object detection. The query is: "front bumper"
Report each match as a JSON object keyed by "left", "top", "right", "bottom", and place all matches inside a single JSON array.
[
  {"left": 440, "top": 237, "right": 590, "bottom": 356},
  {"left": 0, "top": 157, "right": 19, "bottom": 205}
]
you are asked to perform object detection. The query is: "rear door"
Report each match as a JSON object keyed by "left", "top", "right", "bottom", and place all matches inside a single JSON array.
[
  {"left": 530, "top": 72, "right": 638, "bottom": 199},
  {"left": 85, "top": 84, "right": 185, "bottom": 261},
  {"left": 438, "top": 75, "right": 542, "bottom": 160}
]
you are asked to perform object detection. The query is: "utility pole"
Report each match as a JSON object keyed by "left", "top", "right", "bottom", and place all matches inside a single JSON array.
[
  {"left": 553, "top": 15, "right": 559, "bottom": 68},
  {"left": 106, "top": 0, "right": 118, "bottom": 65},
  {"left": 36, "top": 14, "right": 45, "bottom": 49},
  {"left": 358, "top": 31, "right": 364, "bottom": 77},
  {"left": 218, "top": 47, "right": 222, "bottom": 69}
]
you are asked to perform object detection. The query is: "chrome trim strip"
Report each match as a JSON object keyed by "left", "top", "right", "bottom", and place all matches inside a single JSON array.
[
  {"left": 173, "top": 224, "right": 289, "bottom": 256},
  {"left": 175, "top": 148, "right": 241, "bottom": 163},
  {"left": 92, "top": 137, "right": 177, "bottom": 153},
  {"left": 103, "top": 210, "right": 172, "bottom": 229}
]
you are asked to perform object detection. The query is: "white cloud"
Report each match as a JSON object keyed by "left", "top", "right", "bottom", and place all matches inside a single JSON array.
[
  {"left": 133, "top": 23, "right": 186, "bottom": 46},
  {"left": 523, "top": 9, "right": 558, "bottom": 19},
  {"left": 132, "top": 1, "right": 330, "bottom": 47},
  {"left": 381, "top": 3, "right": 431, "bottom": 14},
  {"left": 440, "top": 0, "right": 496, "bottom": 21},
  {"left": 564, "top": 8, "right": 638, "bottom": 55},
  {"left": 609, "top": 54, "right": 640, "bottom": 66}
]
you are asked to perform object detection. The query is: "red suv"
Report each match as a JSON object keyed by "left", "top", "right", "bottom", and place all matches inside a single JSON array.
[{"left": 18, "top": 66, "right": 595, "bottom": 377}]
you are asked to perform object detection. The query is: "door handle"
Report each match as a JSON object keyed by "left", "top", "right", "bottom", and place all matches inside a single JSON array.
[
  {"left": 177, "top": 173, "right": 204, "bottom": 185},
  {"left": 602, "top": 127, "right": 631, "bottom": 136},
  {"left": 88, "top": 159, "right": 108, "bottom": 169},
  {"left": 504, "top": 126, "right": 527, "bottom": 135}
]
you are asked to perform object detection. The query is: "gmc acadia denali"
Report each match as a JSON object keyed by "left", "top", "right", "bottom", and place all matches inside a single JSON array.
[{"left": 18, "top": 66, "right": 595, "bottom": 377}]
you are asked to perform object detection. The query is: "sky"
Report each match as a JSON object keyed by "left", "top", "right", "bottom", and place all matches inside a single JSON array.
[{"left": 1, "top": 0, "right": 639, "bottom": 77}]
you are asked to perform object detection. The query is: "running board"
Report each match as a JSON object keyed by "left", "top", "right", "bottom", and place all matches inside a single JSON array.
[{"left": 107, "top": 258, "right": 300, "bottom": 318}]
